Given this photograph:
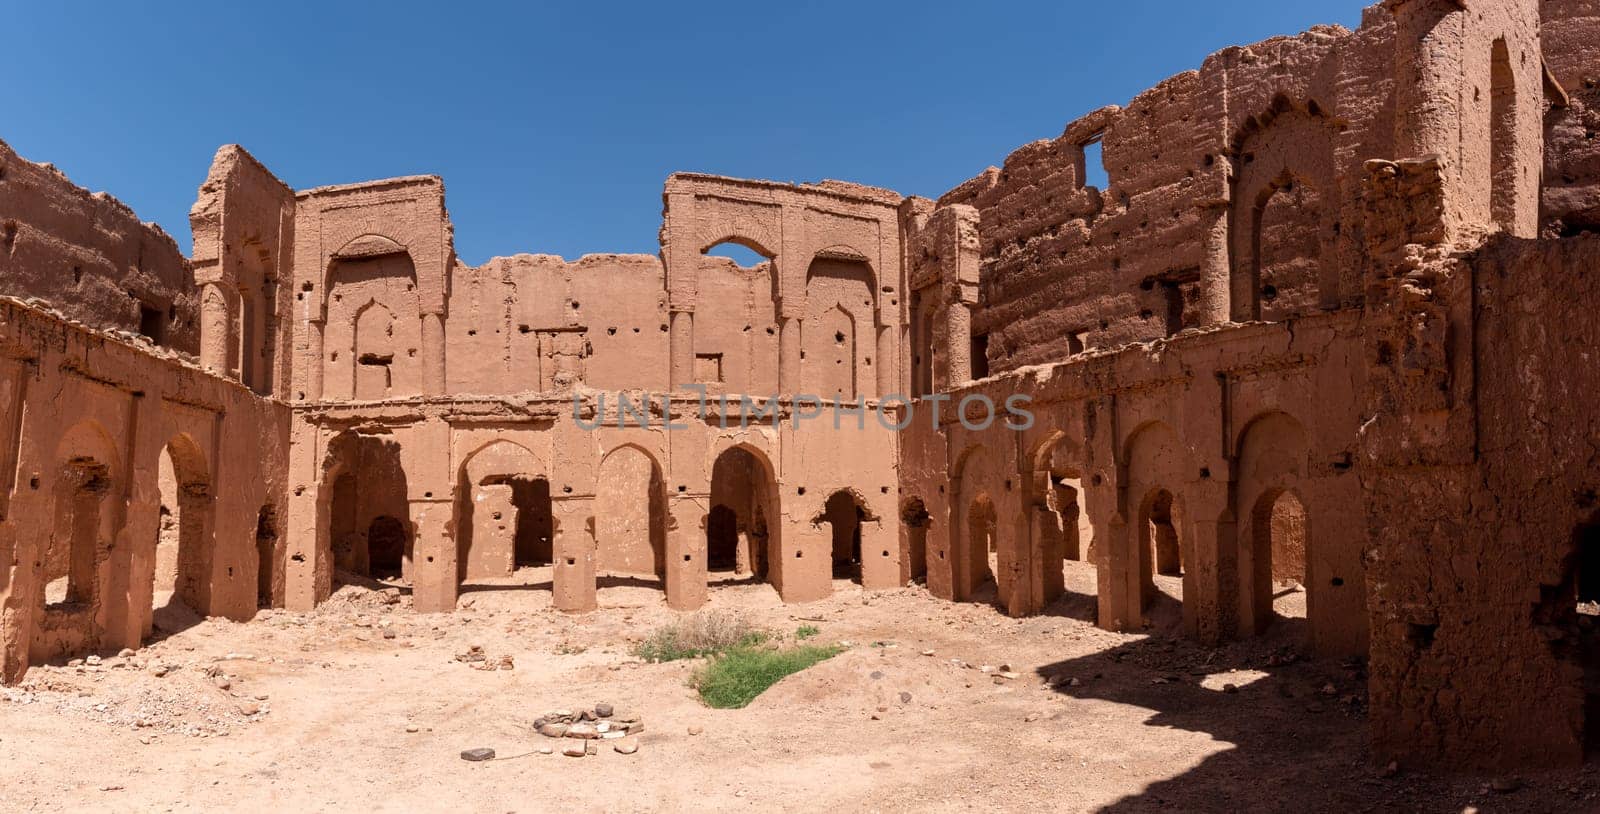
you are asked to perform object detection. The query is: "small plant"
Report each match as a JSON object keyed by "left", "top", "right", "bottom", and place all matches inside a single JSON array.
[
  {"left": 795, "top": 624, "right": 820, "bottom": 640},
  {"left": 693, "top": 642, "right": 845, "bottom": 709},
  {"left": 633, "top": 610, "right": 765, "bottom": 663}
]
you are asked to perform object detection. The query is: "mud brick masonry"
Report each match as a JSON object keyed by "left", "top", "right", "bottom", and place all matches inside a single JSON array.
[{"left": 4, "top": 0, "right": 1600, "bottom": 771}]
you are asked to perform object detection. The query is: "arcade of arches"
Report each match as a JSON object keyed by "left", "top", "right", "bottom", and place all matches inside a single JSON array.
[{"left": 5, "top": 0, "right": 1600, "bottom": 770}]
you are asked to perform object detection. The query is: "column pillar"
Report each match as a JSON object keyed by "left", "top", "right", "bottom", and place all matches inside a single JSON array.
[
  {"left": 551, "top": 497, "right": 596, "bottom": 613},
  {"left": 668, "top": 308, "right": 695, "bottom": 390},
  {"left": 777, "top": 313, "right": 802, "bottom": 395},
  {"left": 1388, "top": 0, "right": 1469, "bottom": 239},
  {"left": 199, "top": 282, "right": 231, "bottom": 375},
  {"left": 306, "top": 320, "right": 325, "bottom": 401},
  {"left": 1183, "top": 477, "right": 1232, "bottom": 646},
  {"left": 859, "top": 500, "right": 900, "bottom": 591},
  {"left": 409, "top": 497, "right": 456, "bottom": 613},
  {"left": 0, "top": 491, "right": 48, "bottom": 683},
  {"left": 420, "top": 311, "right": 446, "bottom": 396},
  {"left": 874, "top": 323, "right": 894, "bottom": 399},
  {"left": 1199, "top": 201, "right": 1235, "bottom": 324},
  {"left": 665, "top": 495, "right": 707, "bottom": 610},
  {"left": 946, "top": 297, "right": 973, "bottom": 386},
  {"left": 778, "top": 509, "right": 831, "bottom": 603}
]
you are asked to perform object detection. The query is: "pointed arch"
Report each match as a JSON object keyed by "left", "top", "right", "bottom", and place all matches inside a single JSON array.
[{"left": 596, "top": 443, "right": 668, "bottom": 584}]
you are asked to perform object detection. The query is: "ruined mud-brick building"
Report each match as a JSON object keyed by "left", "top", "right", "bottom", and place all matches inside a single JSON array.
[{"left": 1, "top": 0, "right": 1599, "bottom": 770}]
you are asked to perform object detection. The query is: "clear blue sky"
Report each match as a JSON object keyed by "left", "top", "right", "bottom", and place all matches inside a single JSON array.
[{"left": 4, "top": 1, "right": 1362, "bottom": 266}]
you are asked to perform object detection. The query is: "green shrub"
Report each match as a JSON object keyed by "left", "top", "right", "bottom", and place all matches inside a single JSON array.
[
  {"left": 693, "top": 643, "right": 845, "bottom": 708},
  {"left": 794, "top": 624, "right": 820, "bottom": 640},
  {"left": 634, "top": 611, "right": 766, "bottom": 663}
]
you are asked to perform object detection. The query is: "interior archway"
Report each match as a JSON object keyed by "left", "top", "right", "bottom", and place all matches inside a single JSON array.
[
  {"left": 707, "top": 445, "right": 780, "bottom": 590},
  {"left": 821, "top": 490, "right": 866, "bottom": 584},
  {"left": 152, "top": 435, "right": 212, "bottom": 629},
  {"left": 596, "top": 445, "right": 668, "bottom": 589}
]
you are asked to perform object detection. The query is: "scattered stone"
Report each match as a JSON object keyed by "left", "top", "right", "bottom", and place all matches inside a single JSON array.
[
  {"left": 687, "top": 725, "right": 703, "bottom": 736},
  {"left": 85, "top": 655, "right": 101, "bottom": 666},
  {"left": 998, "top": 672, "right": 1021, "bottom": 681},
  {"left": 117, "top": 648, "right": 135, "bottom": 658},
  {"left": 536, "top": 746, "right": 553, "bottom": 755},
  {"left": 538, "top": 722, "right": 569, "bottom": 738},
  {"left": 899, "top": 691, "right": 912, "bottom": 704},
  {"left": 870, "top": 671, "right": 884, "bottom": 680},
  {"left": 585, "top": 741, "right": 598, "bottom": 756},
  {"left": 561, "top": 742, "right": 586, "bottom": 757},
  {"left": 1490, "top": 777, "right": 1522, "bottom": 794},
  {"left": 212, "top": 675, "right": 232, "bottom": 690},
  {"left": 1381, "top": 760, "right": 1399, "bottom": 778},
  {"left": 405, "top": 724, "right": 420, "bottom": 733},
  {"left": 460, "top": 748, "right": 496, "bottom": 762},
  {"left": 921, "top": 649, "right": 936, "bottom": 657},
  {"left": 567, "top": 722, "right": 599, "bottom": 739},
  {"left": 614, "top": 739, "right": 638, "bottom": 755},
  {"left": 382, "top": 630, "right": 396, "bottom": 640},
  {"left": 1067, "top": 677, "right": 1082, "bottom": 687},
  {"left": 595, "top": 703, "right": 614, "bottom": 718},
  {"left": 237, "top": 701, "right": 262, "bottom": 716}
]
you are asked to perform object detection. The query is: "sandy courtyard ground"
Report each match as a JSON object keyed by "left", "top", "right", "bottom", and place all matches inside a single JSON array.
[{"left": 1, "top": 562, "right": 1595, "bottom": 813}]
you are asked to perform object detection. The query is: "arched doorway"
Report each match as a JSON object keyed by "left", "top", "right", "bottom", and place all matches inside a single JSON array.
[
  {"left": 1149, "top": 490, "right": 1182, "bottom": 577},
  {"left": 38, "top": 421, "right": 121, "bottom": 661},
  {"left": 821, "top": 490, "right": 866, "bottom": 583},
  {"left": 968, "top": 493, "right": 997, "bottom": 595},
  {"left": 1249, "top": 488, "right": 1307, "bottom": 632},
  {"left": 951, "top": 445, "right": 1003, "bottom": 604},
  {"left": 455, "top": 440, "right": 551, "bottom": 588},
  {"left": 153, "top": 436, "right": 212, "bottom": 621},
  {"left": 322, "top": 431, "right": 408, "bottom": 584},
  {"left": 596, "top": 445, "right": 668, "bottom": 589},
  {"left": 1032, "top": 432, "right": 1095, "bottom": 615},
  {"left": 708, "top": 446, "right": 779, "bottom": 589},
  {"left": 1137, "top": 487, "right": 1184, "bottom": 618},
  {"left": 901, "top": 497, "right": 931, "bottom": 582}
]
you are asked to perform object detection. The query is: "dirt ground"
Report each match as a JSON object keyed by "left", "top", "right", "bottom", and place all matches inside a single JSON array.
[{"left": 1, "top": 561, "right": 1595, "bottom": 813}]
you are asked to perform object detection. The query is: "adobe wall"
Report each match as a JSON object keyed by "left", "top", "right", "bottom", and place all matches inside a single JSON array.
[
  {"left": 442, "top": 253, "right": 787, "bottom": 397},
  {"left": 0, "top": 298, "right": 289, "bottom": 683},
  {"left": 902, "top": 313, "right": 1367, "bottom": 656},
  {"left": 1358, "top": 233, "right": 1600, "bottom": 770},
  {"left": 937, "top": 9, "right": 1398, "bottom": 374},
  {"left": 1542, "top": 0, "right": 1600, "bottom": 237},
  {"left": 0, "top": 138, "right": 198, "bottom": 352},
  {"left": 290, "top": 176, "right": 454, "bottom": 403},
  {"left": 190, "top": 145, "right": 296, "bottom": 397},
  {"left": 280, "top": 394, "right": 901, "bottom": 615},
  {"left": 2, "top": 0, "right": 1593, "bottom": 775}
]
